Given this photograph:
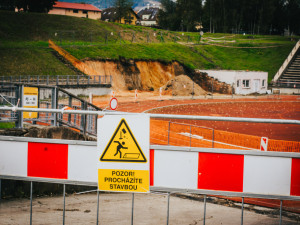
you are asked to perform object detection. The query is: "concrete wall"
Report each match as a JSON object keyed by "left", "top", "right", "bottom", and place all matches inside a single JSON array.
[
  {"left": 141, "top": 20, "right": 157, "bottom": 26},
  {"left": 272, "top": 88, "right": 300, "bottom": 94},
  {"left": 64, "top": 87, "right": 111, "bottom": 96},
  {"left": 198, "top": 70, "right": 268, "bottom": 95}
]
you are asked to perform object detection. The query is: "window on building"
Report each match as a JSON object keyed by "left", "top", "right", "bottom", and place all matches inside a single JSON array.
[
  {"left": 83, "top": 10, "right": 88, "bottom": 14},
  {"left": 262, "top": 79, "right": 265, "bottom": 87},
  {"left": 73, "top": 9, "right": 78, "bottom": 13},
  {"left": 237, "top": 80, "right": 240, "bottom": 87},
  {"left": 242, "top": 80, "right": 250, "bottom": 88}
]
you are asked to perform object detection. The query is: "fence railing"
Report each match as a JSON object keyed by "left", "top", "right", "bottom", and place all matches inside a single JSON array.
[
  {"left": 150, "top": 119, "right": 300, "bottom": 152},
  {"left": 0, "top": 136, "right": 300, "bottom": 225},
  {"left": 0, "top": 83, "right": 102, "bottom": 135},
  {"left": 0, "top": 75, "right": 112, "bottom": 87},
  {"left": 272, "top": 40, "right": 300, "bottom": 82},
  {"left": 271, "top": 80, "right": 300, "bottom": 89}
]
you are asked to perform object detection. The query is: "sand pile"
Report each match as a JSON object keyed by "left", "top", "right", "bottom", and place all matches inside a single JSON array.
[{"left": 161, "top": 75, "right": 207, "bottom": 96}]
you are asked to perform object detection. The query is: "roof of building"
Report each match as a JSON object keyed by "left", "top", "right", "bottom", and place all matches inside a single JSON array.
[
  {"left": 53, "top": 1, "right": 101, "bottom": 12},
  {"left": 137, "top": 7, "right": 159, "bottom": 21}
]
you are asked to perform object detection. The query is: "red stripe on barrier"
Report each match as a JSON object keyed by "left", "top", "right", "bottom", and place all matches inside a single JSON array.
[
  {"left": 150, "top": 149, "right": 154, "bottom": 186},
  {"left": 291, "top": 158, "right": 300, "bottom": 196},
  {"left": 27, "top": 142, "right": 68, "bottom": 179},
  {"left": 198, "top": 153, "right": 244, "bottom": 192}
]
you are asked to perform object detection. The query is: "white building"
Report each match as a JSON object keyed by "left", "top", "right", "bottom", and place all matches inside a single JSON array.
[{"left": 198, "top": 70, "right": 268, "bottom": 95}]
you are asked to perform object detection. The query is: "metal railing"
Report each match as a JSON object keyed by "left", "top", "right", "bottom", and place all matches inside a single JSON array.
[
  {"left": 0, "top": 83, "right": 102, "bottom": 135},
  {"left": 167, "top": 121, "right": 215, "bottom": 148},
  {"left": 272, "top": 80, "right": 300, "bottom": 89},
  {"left": 0, "top": 75, "right": 112, "bottom": 87},
  {"left": 272, "top": 40, "right": 300, "bottom": 82}
]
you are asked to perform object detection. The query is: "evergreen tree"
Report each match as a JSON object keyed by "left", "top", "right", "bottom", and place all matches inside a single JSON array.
[{"left": 16, "top": 0, "right": 57, "bottom": 13}]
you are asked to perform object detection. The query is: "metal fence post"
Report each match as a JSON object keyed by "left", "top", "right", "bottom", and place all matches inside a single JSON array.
[
  {"left": 203, "top": 195, "right": 206, "bottom": 225},
  {"left": 68, "top": 96, "right": 72, "bottom": 124},
  {"left": 131, "top": 193, "right": 134, "bottom": 225},
  {"left": 96, "top": 190, "right": 100, "bottom": 225},
  {"left": 279, "top": 200, "right": 283, "bottom": 225},
  {"left": 51, "top": 87, "right": 57, "bottom": 126},
  {"left": 30, "top": 181, "right": 33, "bottom": 225},
  {"left": 0, "top": 179, "right": 1, "bottom": 203},
  {"left": 15, "top": 85, "right": 23, "bottom": 128},
  {"left": 81, "top": 101, "right": 87, "bottom": 134},
  {"left": 166, "top": 192, "right": 170, "bottom": 225},
  {"left": 63, "top": 184, "right": 66, "bottom": 225},
  {"left": 241, "top": 197, "right": 244, "bottom": 225},
  {"left": 168, "top": 121, "right": 171, "bottom": 145}
]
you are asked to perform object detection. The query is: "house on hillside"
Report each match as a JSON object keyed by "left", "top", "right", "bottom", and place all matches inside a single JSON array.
[
  {"left": 137, "top": 4, "right": 159, "bottom": 27},
  {"left": 48, "top": 1, "right": 101, "bottom": 20},
  {"left": 101, "top": 7, "right": 139, "bottom": 25},
  {"left": 198, "top": 70, "right": 268, "bottom": 95}
]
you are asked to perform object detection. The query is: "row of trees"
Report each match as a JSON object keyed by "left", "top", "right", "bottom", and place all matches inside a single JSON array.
[
  {"left": 0, "top": 0, "right": 57, "bottom": 13},
  {"left": 158, "top": 0, "right": 300, "bottom": 35}
]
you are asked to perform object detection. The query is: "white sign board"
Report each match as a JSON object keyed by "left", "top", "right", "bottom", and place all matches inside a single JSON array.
[{"left": 97, "top": 115, "right": 150, "bottom": 193}]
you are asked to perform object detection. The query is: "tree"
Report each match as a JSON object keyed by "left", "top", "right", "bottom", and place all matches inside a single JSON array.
[
  {"left": 177, "top": 0, "right": 203, "bottom": 32},
  {"left": 16, "top": 0, "right": 57, "bottom": 13},
  {"left": 113, "top": 0, "right": 133, "bottom": 23},
  {"left": 158, "top": 0, "right": 181, "bottom": 30}
]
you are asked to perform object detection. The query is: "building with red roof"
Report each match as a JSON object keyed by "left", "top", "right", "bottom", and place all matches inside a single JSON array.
[{"left": 48, "top": 1, "right": 101, "bottom": 20}]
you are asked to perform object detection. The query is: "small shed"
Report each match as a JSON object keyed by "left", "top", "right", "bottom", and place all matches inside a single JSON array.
[{"left": 198, "top": 70, "right": 268, "bottom": 95}]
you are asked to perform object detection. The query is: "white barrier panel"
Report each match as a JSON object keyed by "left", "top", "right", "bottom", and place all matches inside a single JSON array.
[{"left": 0, "top": 136, "right": 300, "bottom": 200}]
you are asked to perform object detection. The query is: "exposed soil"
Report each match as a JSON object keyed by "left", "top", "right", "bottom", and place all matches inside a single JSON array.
[
  {"left": 161, "top": 75, "right": 207, "bottom": 96},
  {"left": 84, "top": 59, "right": 186, "bottom": 91}
]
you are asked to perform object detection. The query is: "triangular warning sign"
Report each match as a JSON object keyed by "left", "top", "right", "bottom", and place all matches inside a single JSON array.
[{"left": 100, "top": 119, "right": 147, "bottom": 163}]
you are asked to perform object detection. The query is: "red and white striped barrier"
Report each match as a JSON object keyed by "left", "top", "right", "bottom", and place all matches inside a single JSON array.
[
  {"left": 260, "top": 137, "right": 268, "bottom": 151},
  {"left": 0, "top": 136, "right": 299, "bottom": 199}
]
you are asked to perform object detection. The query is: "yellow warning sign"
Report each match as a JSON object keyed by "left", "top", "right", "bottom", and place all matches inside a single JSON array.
[
  {"left": 98, "top": 169, "right": 149, "bottom": 192},
  {"left": 100, "top": 119, "right": 147, "bottom": 163},
  {"left": 23, "top": 87, "right": 38, "bottom": 119}
]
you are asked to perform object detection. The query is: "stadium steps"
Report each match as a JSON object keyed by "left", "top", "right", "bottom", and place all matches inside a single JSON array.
[{"left": 278, "top": 49, "right": 300, "bottom": 83}]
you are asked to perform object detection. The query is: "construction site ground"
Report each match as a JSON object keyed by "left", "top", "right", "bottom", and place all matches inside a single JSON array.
[
  {"left": 1, "top": 192, "right": 299, "bottom": 225},
  {"left": 92, "top": 92, "right": 300, "bottom": 215}
]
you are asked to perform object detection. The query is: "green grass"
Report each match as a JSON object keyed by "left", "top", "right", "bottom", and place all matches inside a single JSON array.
[
  {"left": 0, "top": 10, "right": 298, "bottom": 80},
  {"left": 0, "top": 47, "right": 78, "bottom": 75},
  {"left": 0, "top": 122, "right": 15, "bottom": 129}
]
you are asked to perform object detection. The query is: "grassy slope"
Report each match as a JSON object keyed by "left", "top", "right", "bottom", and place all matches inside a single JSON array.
[{"left": 0, "top": 10, "right": 296, "bottom": 81}]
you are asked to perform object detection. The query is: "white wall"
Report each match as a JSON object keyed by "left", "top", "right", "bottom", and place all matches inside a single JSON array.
[
  {"left": 198, "top": 70, "right": 268, "bottom": 95},
  {"left": 140, "top": 20, "right": 157, "bottom": 26}
]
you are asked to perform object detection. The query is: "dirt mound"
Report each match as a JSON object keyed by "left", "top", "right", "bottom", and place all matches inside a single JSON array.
[
  {"left": 161, "top": 75, "right": 207, "bottom": 96},
  {"left": 84, "top": 59, "right": 186, "bottom": 91}
]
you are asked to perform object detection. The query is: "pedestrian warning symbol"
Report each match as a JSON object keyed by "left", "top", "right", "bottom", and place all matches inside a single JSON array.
[{"left": 100, "top": 119, "right": 147, "bottom": 163}]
